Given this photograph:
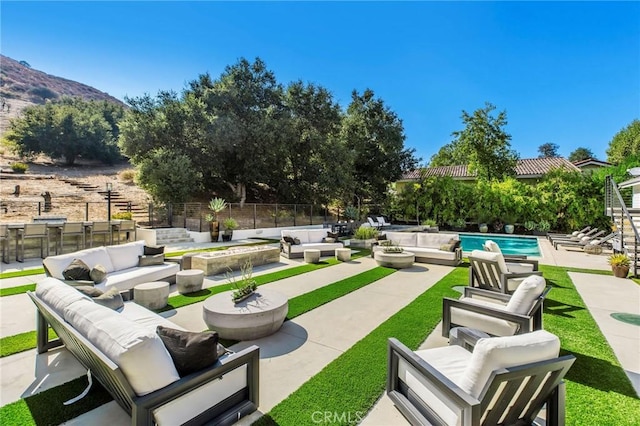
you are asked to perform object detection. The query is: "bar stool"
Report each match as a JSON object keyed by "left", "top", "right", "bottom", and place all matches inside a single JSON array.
[
  {"left": 114, "top": 220, "right": 136, "bottom": 244},
  {"left": 16, "top": 223, "right": 49, "bottom": 262},
  {"left": 0, "top": 224, "right": 9, "bottom": 264},
  {"left": 58, "top": 221, "right": 86, "bottom": 253},
  {"left": 88, "top": 221, "right": 112, "bottom": 247}
]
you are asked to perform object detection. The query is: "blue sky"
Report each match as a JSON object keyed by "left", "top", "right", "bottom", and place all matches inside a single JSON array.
[{"left": 2, "top": 1, "right": 639, "bottom": 164}]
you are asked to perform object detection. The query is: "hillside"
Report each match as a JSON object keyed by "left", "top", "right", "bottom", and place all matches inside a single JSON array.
[{"left": 0, "top": 54, "right": 126, "bottom": 135}]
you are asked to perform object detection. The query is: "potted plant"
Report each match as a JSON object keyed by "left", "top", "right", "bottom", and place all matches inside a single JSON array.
[
  {"left": 477, "top": 216, "right": 489, "bottom": 233},
  {"left": 421, "top": 219, "right": 439, "bottom": 233},
  {"left": 534, "top": 220, "right": 551, "bottom": 236},
  {"left": 608, "top": 254, "right": 630, "bottom": 278},
  {"left": 382, "top": 242, "right": 404, "bottom": 254},
  {"left": 222, "top": 217, "right": 238, "bottom": 242},
  {"left": 205, "top": 198, "right": 227, "bottom": 242},
  {"left": 351, "top": 225, "right": 379, "bottom": 249},
  {"left": 504, "top": 214, "right": 517, "bottom": 234},
  {"left": 227, "top": 261, "right": 258, "bottom": 303},
  {"left": 344, "top": 205, "right": 359, "bottom": 222},
  {"left": 524, "top": 220, "right": 537, "bottom": 235}
]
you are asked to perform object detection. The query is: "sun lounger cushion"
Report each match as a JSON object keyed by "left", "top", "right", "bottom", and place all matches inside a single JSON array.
[
  {"left": 63, "top": 298, "right": 180, "bottom": 396},
  {"left": 458, "top": 330, "right": 560, "bottom": 398}
]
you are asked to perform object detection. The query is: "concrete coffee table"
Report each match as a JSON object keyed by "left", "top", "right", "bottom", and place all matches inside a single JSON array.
[
  {"left": 134, "top": 281, "right": 170, "bottom": 310},
  {"left": 203, "top": 288, "right": 288, "bottom": 340},
  {"left": 335, "top": 247, "right": 351, "bottom": 262},
  {"left": 304, "top": 249, "right": 321, "bottom": 264},
  {"left": 373, "top": 251, "right": 415, "bottom": 269}
]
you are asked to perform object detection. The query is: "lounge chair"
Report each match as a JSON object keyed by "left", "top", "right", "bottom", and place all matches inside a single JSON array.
[
  {"left": 387, "top": 329, "right": 575, "bottom": 426},
  {"left": 547, "top": 225, "right": 591, "bottom": 241},
  {"left": 551, "top": 229, "right": 606, "bottom": 248},
  {"left": 554, "top": 231, "right": 617, "bottom": 250},
  {"left": 442, "top": 274, "right": 549, "bottom": 338},
  {"left": 377, "top": 216, "right": 391, "bottom": 228},
  {"left": 367, "top": 217, "right": 381, "bottom": 229},
  {"left": 548, "top": 227, "right": 600, "bottom": 244},
  {"left": 468, "top": 249, "right": 542, "bottom": 293}
]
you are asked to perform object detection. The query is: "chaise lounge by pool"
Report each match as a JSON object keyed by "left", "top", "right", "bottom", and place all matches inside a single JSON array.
[{"left": 459, "top": 233, "right": 541, "bottom": 256}]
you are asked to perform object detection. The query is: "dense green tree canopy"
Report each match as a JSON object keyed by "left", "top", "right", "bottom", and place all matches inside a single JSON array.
[
  {"left": 6, "top": 97, "right": 123, "bottom": 165},
  {"left": 606, "top": 119, "right": 640, "bottom": 164},
  {"left": 431, "top": 102, "right": 518, "bottom": 180},
  {"left": 538, "top": 142, "right": 559, "bottom": 158},
  {"left": 568, "top": 147, "right": 595, "bottom": 162},
  {"left": 341, "top": 89, "right": 418, "bottom": 204}
]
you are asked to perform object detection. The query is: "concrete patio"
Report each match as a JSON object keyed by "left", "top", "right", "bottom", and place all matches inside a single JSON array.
[{"left": 0, "top": 235, "right": 637, "bottom": 425}]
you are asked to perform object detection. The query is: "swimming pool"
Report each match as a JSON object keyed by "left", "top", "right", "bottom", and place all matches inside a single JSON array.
[{"left": 459, "top": 233, "right": 541, "bottom": 256}]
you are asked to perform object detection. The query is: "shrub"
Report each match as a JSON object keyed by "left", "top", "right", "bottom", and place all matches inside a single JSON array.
[
  {"left": 111, "top": 212, "right": 133, "bottom": 220},
  {"left": 11, "top": 162, "right": 28, "bottom": 173},
  {"left": 608, "top": 253, "right": 630, "bottom": 267},
  {"left": 353, "top": 226, "right": 379, "bottom": 240},
  {"left": 223, "top": 217, "right": 238, "bottom": 230},
  {"left": 421, "top": 219, "right": 437, "bottom": 227},
  {"left": 118, "top": 169, "right": 136, "bottom": 183}
]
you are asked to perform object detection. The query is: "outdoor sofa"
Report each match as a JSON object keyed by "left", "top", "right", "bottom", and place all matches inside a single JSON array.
[
  {"left": 280, "top": 229, "right": 343, "bottom": 259},
  {"left": 42, "top": 240, "right": 180, "bottom": 293},
  {"left": 28, "top": 277, "right": 259, "bottom": 425},
  {"left": 372, "top": 231, "right": 462, "bottom": 266}
]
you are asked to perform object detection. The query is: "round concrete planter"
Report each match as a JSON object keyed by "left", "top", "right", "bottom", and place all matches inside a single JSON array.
[{"left": 374, "top": 251, "right": 415, "bottom": 269}]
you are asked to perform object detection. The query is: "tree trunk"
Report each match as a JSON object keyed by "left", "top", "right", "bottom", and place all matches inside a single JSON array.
[{"left": 227, "top": 182, "right": 247, "bottom": 207}]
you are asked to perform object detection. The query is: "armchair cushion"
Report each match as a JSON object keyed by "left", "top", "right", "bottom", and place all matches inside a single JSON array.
[
  {"left": 505, "top": 275, "right": 546, "bottom": 315},
  {"left": 470, "top": 249, "right": 509, "bottom": 273},
  {"left": 450, "top": 298, "right": 518, "bottom": 336},
  {"left": 62, "top": 258, "right": 92, "bottom": 281},
  {"left": 458, "top": 330, "right": 560, "bottom": 398}
]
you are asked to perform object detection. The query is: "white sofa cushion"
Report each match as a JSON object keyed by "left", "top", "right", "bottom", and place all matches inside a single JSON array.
[
  {"left": 457, "top": 330, "right": 560, "bottom": 398},
  {"left": 409, "top": 247, "right": 458, "bottom": 260},
  {"left": 307, "top": 229, "right": 329, "bottom": 243},
  {"left": 400, "top": 345, "right": 471, "bottom": 426},
  {"left": 43, "top": 247, "right": 115, "bottom": 279},
  {"left": 416, "top": 233, "right": 458, "bottom": 248},
  {"left": 288, "top": 242, "right": 343, "bottom": 253},
  {"left": 35, "top": 277, "right": 92, "bottom": 316},
  {"left": 282, "top": 230, "right": 310, "bottom": 244},
  {"left": 119, "top": 301, "right": 186, "bottom": 331},
  {"left": 63, "top": 298, "right": 180, "bottom": 396},
  {"left": 96, "top": 263, "right": 180, "bottom": 293},
  {"left": 450, "top": 298, "right": 518, "bottom": 337},
  {"left": 106, "top": 240, "right": 145, "bottom": 271},
  {"left": 505, "top": 275, "right": 546, "bottom": 315},
  {"left": 385, "top": 232, "right": 417, "bottom": 247}
]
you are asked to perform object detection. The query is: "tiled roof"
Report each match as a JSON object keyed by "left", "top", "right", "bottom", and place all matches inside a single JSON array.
[
  {"left": 400, "top": 157, "right": 580, "bottom": 180},
  {"left": 572, "top": 158, "right": 611, "bottom": 168}
]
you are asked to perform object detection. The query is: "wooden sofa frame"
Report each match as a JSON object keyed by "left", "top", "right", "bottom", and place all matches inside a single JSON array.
[
  {"left": 442, "top": 286, "right": 550, "bottom": 338},
  {"left": 387, "top": 337, "right": 575, "bottom": 426},
  {"left": 28, "top": 291, "right": 260, "bottom": 426}
]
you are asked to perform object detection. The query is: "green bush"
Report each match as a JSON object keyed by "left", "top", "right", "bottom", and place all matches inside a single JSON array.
[
  {"left": 353, "top": 226, "right": 378, "bottom": 240},
  {"left": 10, "top": 162, "right": 28, "bottom": 173},
  {"left": 111, "top": 212, "right": 132, "bottom": 220}
]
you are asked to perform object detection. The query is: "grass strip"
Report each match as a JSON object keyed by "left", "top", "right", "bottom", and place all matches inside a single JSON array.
[
  {"left": 0, "top": 375, "right": 112, "bottom": 426},
  {"left": 0, "top": 328, "right": 57, "bottom": 358},
  {"left": 0, "top": 268, "right": 45, "bottom": 280},
  {"left": 538, "top": 265, "right": 640, "bottom": 424},
  {"left": 255, "top": 267, "right": 465, "bottom": 426},
  {"left": 0, "top": 283, "right": 36, "bottom": 297},
  {"left": 286, "top": 266, "right": 396, "bottom": 319}
]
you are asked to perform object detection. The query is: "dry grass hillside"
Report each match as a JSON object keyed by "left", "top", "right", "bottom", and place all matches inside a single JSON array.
[{"left": 0, "top": 153, "right": 152, "bottom": 224}]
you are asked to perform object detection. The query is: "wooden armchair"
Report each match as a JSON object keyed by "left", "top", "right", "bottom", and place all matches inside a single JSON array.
[
  {"left": 442, "top": 275, "right": 550, "bottom": 338},
  {"left": 387, "top": 330, "right": 575, "bottom": 426},
  {"left": 468, "top": 249, "right": 542, "bottom": 293}
]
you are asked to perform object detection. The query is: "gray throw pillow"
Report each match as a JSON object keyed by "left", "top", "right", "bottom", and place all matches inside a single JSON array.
[
  {"left": 144, "top": 245, "right": 165, "bottom": 255},
  {"left": 93, "top": 288, "right": 124, "bottom": 310},
  {"left": 156, "top": 326, "right": 219, "bottom": 377},
  {"left": 282, "top": 236, "right": 296, "bottom": 244},
  {"left": 90, "top": 264, "right": 108, "bottom": 284},
  {"left": 62, "top": 258, "right": 92, "bottom": 281},
  {"left": 439, "top": 243, "right": 455, "bottom": 252},
  {"left": 138, "top": 254, "right": 165, "bottom": 267},
  {"left": 74, "top": 285, "right": 104, "bottom": 298}
]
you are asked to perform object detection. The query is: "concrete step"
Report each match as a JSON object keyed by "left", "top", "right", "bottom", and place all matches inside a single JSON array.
[{"left": 156, "top": 237, "right": 195, "bottom": 244}]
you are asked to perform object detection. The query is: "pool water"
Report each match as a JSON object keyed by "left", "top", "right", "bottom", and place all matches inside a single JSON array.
[{"left": 459, "top": 233, "right": 541, "bottom": 256}]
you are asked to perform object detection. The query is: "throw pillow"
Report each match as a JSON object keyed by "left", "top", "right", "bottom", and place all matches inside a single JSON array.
[
  {"left": 144, "top": 245, "right": 165, "bottom": 255},
  {"left": 449, "top": 238, "right": 462, "bottom": 250},
  {"left": 327, "top": 231, "right": 339, "bottom": 239},
  {"left": 74, "top": 285, "right": 104, "bottom": 298},
  {"left": 156, "top": 326, "right": 219, "bottom": 377},
  {"left": 439, "top": 243, "right": 455, "bottom": 252},
  {"left": 293, "top": 237, "right": 301, "bottom": 245},
  {"left": 138, "top": 254, "right": 165, "bottom": 267},
  {"left": 282, "top": 236, "right": 296, "bottom": 244},
  {"left": 90, "top": 264, "right": 108, "bottom": 284},
  {"left": 93, "top": 287, "right": 124, "bottom": 310},
  {"left": 62, "top": 258, "right": 92, "bottom": 281}
]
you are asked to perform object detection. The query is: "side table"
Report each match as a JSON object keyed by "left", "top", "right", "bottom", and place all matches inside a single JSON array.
[
  {"left": 304, "top": 249, "right": 321, "bottom": 264},
  {"left": 134, "top": 281, "right": 170, "bottom": 310},
  {"left": 176, "top": 269, "right": 204, "bottom": 294}
]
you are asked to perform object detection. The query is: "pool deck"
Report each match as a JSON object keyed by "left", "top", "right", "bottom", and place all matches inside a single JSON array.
[{"left": 0, "top": 234, "right": 637, "bottom": 425}]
